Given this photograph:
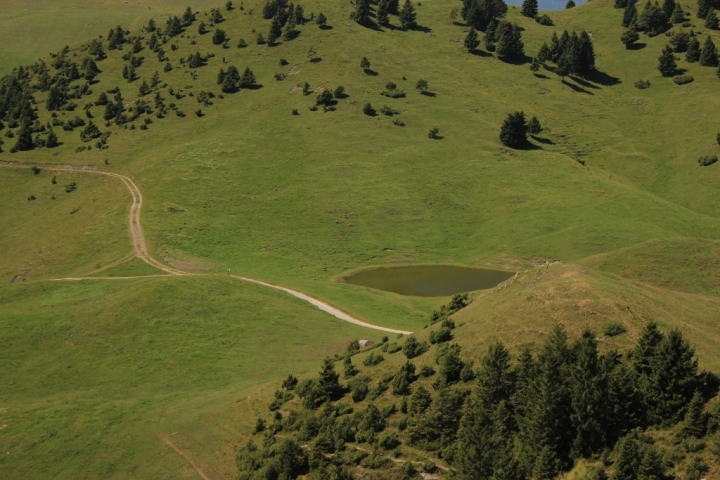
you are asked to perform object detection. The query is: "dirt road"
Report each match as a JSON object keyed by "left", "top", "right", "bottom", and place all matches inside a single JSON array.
[{"left": 0, "top": 161, "right": 412, "bottom": 335}]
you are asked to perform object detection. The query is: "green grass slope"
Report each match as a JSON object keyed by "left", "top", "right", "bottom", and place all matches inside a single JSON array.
[{"left": 0, "top": 276, "right": 379, "bottom": 479}]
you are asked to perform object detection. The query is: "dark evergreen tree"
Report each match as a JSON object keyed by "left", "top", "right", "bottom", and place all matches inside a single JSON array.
[
  {"left": 182, "top": 6, "right": 196, "bottom": 26},
  {"left": 528, "top": 116, "right": 542, "bottom": 134},
  {"left": 269, "top": 13, "right": 283, "bottom": 43},
  {"left": 697, "top": 0, "right": 712, "bottom": 18},
  {"left": 623, "top": 2, "right": 639, "bottom": 27},
  {"left": 213, "top": 28, "right": 227, "bottom": 44},
  {"left": 46, "top": 128, "right": 59, "bottom": 148},
  {"left": 282, "top": 15, "right": 298, "bottom": 41},
  {"left": 672, "top": 2, "right": 685, "bottom": 22},
  {"left": 316, "top": 12, "right": 327, "bottom": 26},
  {"left": 611, "top": 433, "right": 641, "bottom": 480},
  {"left": 657, "top": 45, "right": 677, "bottom": 75},
  {"left": 621, "top": 28, "right": 640, "bottom": 48},
  {"left": 616, "top": 0, "right": 629, "bottom": 8},
  {"left": 455, "top": 342, "right": 517, "bottom": 479},
  {"left": 13, "top": 121, "right": 34, "bottom": 152},
  {"left": 499, "top": 111, "right": 528, "bottom": 148},
  {"left": 566, "top": 0, "right": 576, "bottom": 8},
  {"left": 165, "top": 16, "right": 183, "bottom": 37},
  {"left": 399, "top": 0, "right": 417, "bottom": 29},
  {"left": 700, "top": 36, "right": 719, "bottom": 66},
  {"left": 686, "top": 37, "right": 701, "bottom": 61},
  {"left": 211, "top": 8, "right": 224, "bottom": 23},
  {"left": 495, "top": 21, "right": 524, "bottom": 62},
  {"left": 377, "top": 0, "right": 390, "bottom": 25},
  {"left": 706, "top": 9, "right": 719, "bottom": 29},
  {"left": 464, "top": 27, "right": 480, "bottom": 51},
  {"left": 516, "top": 325, "right": 573, "bottom": 474},
  {"left": 388, "top": 0, "right": 401, "bottom": 14},
  {"left": 239, "top": 67, "right": 256, "bottom": 87},
  {"left": 639, "top": 1, "right": 669, "bottom": 35},
  {"left": 578, "top": 31, "right": 596, "bottom": 75},
  {"left": 662, "top": 0, "right": 676, "bottom": 20},
  {"left": 675, "top": 391, "right": 707, "bottom": 440},
  {"left": 522, "top": 0, "right": 539, "bottom": 18},
  {"left": 353, "top": 0, "right": 370, "bottom": 25},
  {"left": 637, "top": 446, "right": 665, "bottom": 480},
  {"left": 570, "top": 330, "right": 606, "bottom": 458},
  {"left": 146, "top": 19, "right": 156, "bottom": 32}
]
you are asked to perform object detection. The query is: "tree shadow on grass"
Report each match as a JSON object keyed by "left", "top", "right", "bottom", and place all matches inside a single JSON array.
[
  {"left": 319, "top": 25, "right": 334, "bottom": 30},
  {"left": 627, "top": 42, "right": 647, "bottom": 50},
  {"left": 587, "top": 69, "right": 621, "bottom": 86},
  {"left": 470, "top": 49, "right": 493, "bottom": 57},
  {"left": 570, "top": 76, "right": 600, "bottom": 89},
  {"left": 420, "top": 91, "right": 437, "bottom": 97},
  {"left": 533, "top": 73, "right": 551, "bottom": 79},
  {"left": 310, "top": 57, "right": 323, "bottom": 63},
  {"left": 562, "top": 79, "right": 593, "bottom": 95},
  {"left": 363, "top": 68, "right": 379, "bottom": 76},
  {"left": 532, "top": 135, "right": 555, "bottom": 145}
]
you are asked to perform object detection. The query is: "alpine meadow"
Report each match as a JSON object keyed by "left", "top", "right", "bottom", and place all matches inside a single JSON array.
[{"left": 1, "top": 0, "right": 720, "bottom": 478}]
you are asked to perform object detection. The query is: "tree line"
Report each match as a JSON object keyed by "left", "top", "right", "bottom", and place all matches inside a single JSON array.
[{"left": 236, "top": 320, "right": 720, "bottom": 479}]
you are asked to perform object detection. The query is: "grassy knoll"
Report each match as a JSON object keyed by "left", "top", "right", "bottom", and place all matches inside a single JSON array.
[{"left": 0, "top": 275, "right": 378, "bottom": 479}]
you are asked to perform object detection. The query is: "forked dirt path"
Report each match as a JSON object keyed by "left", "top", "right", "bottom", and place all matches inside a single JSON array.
[{"left": 0, "top": 162, "right": 412, "bottom": 335}]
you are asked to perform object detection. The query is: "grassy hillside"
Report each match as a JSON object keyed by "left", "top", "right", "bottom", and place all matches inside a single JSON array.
[
  {"left": 1, "top": 0, "right": 720, "bottom": 477},
  {"left": 0, "top": 276, "right": 379, "bottom": 478}
]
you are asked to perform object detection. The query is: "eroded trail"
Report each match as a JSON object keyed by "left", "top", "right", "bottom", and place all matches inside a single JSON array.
[{"left": 0, "top": 161, "right": 412, "bottom": 335}]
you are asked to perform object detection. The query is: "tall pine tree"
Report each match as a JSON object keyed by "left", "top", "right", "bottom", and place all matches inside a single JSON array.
[{"left": 522, "top": 0, "right": 539, "bottom": 18}]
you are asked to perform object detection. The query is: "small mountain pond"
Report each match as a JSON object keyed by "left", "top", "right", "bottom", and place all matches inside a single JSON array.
[{"left": 339, "top": 265, "right": 515, "bottom": 297}]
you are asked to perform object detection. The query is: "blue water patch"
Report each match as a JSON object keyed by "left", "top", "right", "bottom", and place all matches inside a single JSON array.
[{"left": 505, "top": 0, "right": 587, "bottom": 11}]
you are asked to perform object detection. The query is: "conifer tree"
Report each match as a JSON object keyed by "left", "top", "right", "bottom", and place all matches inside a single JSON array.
[
  {"left": 516, "top": 325, "right": 573, "bottom": 473},
  {"left": 623, "top": 2, "right": 639, "bottom": 27},
  {"left": 621, "top": 28, "right": 641, "bottom": 48},
  {"left": 528, "top": 115, "right": 542, "bottom": 134},
  {"left": 662, "top": 0, "right": 676, "bottom": 20},
  {"left": 637, "top": 446, "right": 665, "bottom": 480},
  {"left": 499, "top": 111, "right": 528, "bottom": 148},
  {"left": 697, "top": 0, "right": 712, "bottom": 19},
  {"left": 182, "top": 6, "right": 195, "bottom": 26},
  {"left": 532, "top": 446, "right": 561, "bottom": 480},
  {"left": 360, "top": 57, "right": 371, "bottom": 71},
  {"left": 706, "top": 9, "right": 719, "bottom": 29},
  {"left": 316, "top": 12, "right": 327, "bottom": 27},
  {"left": 566, "top": 0, "right": 576, "bottom": 8},
  {"left": 578, "top": 31, "right": 596, "bottom": 75},
  {"left": 389, "top": 0, "right": 401, "bottom": 14},
  {"left": 377, "top": 0, "right": 390, "bottom": 25},
  {"left": 697, "top": 36, "right": 718, "bottom": 64},
  {"left": 672, "top": 2, "right": 685, "bottom": 22},
  {"left": 353, "top": 0, "right": 370, "bottom": 25},
  {"left": 675, "top": 392, "right": 707, "bottom": 440},
  {"left": 686, "top": 37, "right": 701, "bottom": 61},
  {"left": 570, "top": 330, "right": 606, "bottom": 458},
  {"left": 239, "top": 67, "right": 256, "bottom": 87},
  {"left": 537, "top": 42, "right": 551, "bottom": 62},
  {"left": 611, "top": 434, "right": 641, "bottom": 480},
  {"left": 269, "top": 13, "right": 283, "bottom": 43},
  {"left": 495, "top": 22, "right": 524, "bottom": 62},
  {"left": 46, "top": 128, "right": 59, "bottom": 148},
  {"left": 400, "top": 0, "right": 417, "bottom": 29},
  {"left": 13, "top": 121, "right": 34, "bottom": 152},
  {"left": 139, "top": 80, "right": 150, "bottom": 96},
  {"left": 522, "top": 0, "right": 539, "bottom": 18},
  {"left": 282, "top": 16, "right": 298, "bottom": 41},
  {"left": 657, "top": 45, "right": 677, "bottom": 75},
  {"left": 212, "top": 29, "right": 227, "bottom": 45},
  {"left": 464, "top": 27, "right": 480, "bottom": 51}
]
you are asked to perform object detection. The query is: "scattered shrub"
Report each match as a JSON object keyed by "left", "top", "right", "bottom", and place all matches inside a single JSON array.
[
  {"left": 635, "top": 79, "right": 651, "bottom": 89},
  {"left": 334, "top": 85, "right": 346, "bottom": 98},
  {"left": 363, "top": 352, "right": 384, "bottom": 366},
  {"left": 392, "top": 118, "right": 405, "bottom": 126},
  {"left": 429, "top": 327, "right": 453, "bottom": 344},
  {"left": 403, "top": 336, "right": 428, "bottom": 359},
  {"left": 673, "top": 74, "right": 694, "bottom": 84},
  {"left": 419, "top": 365, "right": 435, "bottom": 377},
  {"left": 536, "top": 14, "right": 553, "bottom": 25},
  {"left": 603, "top": 322, "right": 627, "bottom": 337},
  {"left": 428, "top": 127, "right": 441, "bottom": 139},
  {"left": 698, "top": 155, "right": 718, "bottom": 166},
  {"left": 291, "top": 109, "right": 299, "bottom": 115},
  {"left": 65, "top": 182, "right": 77, "bottom": 193},
  {"left": 362, "top": 103, "right": 376, "bottom": 116},
  {"left": 28, "top": 195, "right": 36, "bottom": 201}
]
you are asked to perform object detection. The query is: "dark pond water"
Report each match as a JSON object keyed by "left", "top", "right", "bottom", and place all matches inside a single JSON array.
[
  {"left": 340, "top": 265, "right": 515, "bottom": 297},
  {"left": 505, "top": 0, "right": 586, "bottom": 10}
]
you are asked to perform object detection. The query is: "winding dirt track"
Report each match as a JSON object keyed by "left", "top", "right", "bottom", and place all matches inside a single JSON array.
[{"left": 0, "top": 162, "right": 412, "bottom": 335}]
